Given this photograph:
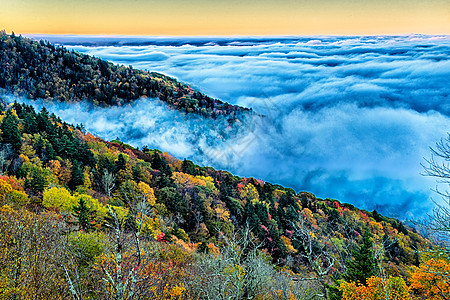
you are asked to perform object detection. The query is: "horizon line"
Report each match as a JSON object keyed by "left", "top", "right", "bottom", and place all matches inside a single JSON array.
[{"left": 17, "top": 32, "right": 450, "bottom": 39}]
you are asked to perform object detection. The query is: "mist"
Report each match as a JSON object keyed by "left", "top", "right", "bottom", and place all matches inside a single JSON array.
[{"left": 17, "top": 34, "right": 450, "bottom": 218}]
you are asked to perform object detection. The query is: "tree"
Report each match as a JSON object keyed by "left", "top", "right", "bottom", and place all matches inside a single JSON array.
[
  {"left": 291, "top": 219, "right": 337, "bottom": 300},
  {"left": 43, "top": 186, "right": 77, "bottom": 213},
  {"left": 1, "top": 109, "right": 22, "bottom": 151},
  {"left": 0, "top": 144, "right": 12, "bottom": 174},
  {"left": 101, "top": 169, "right": 116, "bottom": 198},
  {"left": 72, "top": 196, "right": 95, "bottom": 231},
  {"left": 340, "top": 276, "right": 410, "bottom": 300},
  {"left": 69, "top": 160, "right": 84, "bottom": 190},
  {"left": 100, "top": 187, "right": 150, "bottom": 299},
  {"left": 411, "top": 134, "right": 450, "bottom": 299},
  {"left": 410, "top": 249, "right": 450, "bottom": 300},
  {"left": 0, "top": 206, "right": 68, "bottom": 298},
  {"left": 343, "top": 230, "right": 377, "bottom": 285},
  {"left": 188, "top": 226, "right": 273, "bottom": 300},
  {"left": 115, "top": 154, "right": 126, "bottom": 171},
  {"left": 421, "top": 133, "right": 450, "bottom": 240}
]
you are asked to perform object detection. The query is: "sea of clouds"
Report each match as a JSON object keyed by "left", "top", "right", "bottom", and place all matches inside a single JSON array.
[{"left": 22, "top": 34, "right": 450, "bottom": 218}]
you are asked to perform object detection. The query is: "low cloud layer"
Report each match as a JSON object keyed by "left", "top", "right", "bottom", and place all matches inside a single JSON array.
[{"left": 20, "top": 35, "right": 450, "bottom": 218}]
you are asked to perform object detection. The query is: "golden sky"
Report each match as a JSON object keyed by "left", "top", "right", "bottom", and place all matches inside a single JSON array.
[{"left": 1, "top": 0, "right": 450, "bottom": 35}]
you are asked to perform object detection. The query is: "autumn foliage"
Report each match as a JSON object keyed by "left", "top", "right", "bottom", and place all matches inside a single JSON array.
[{"left": 0, "top": 97, "right": 440, "bottom": 299}]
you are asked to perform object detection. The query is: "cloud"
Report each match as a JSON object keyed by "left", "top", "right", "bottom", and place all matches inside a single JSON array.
[{"left": 19, "top": 34, "right": 450, "bottom": 218}]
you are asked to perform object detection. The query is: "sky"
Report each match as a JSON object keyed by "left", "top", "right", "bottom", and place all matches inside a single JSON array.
[
  {"left": 12, "top": 35, "right": 450, "bottom": 219},
  {"left": 2, "top": 0, "right": 450, "bottom": 35}
]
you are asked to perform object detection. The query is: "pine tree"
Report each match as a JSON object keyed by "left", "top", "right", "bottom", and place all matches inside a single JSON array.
[
  {"left": 23, "top": 111, "right": 37, "bottom": 134},
  {"left": 115, "top": 153, "right": 126, "bottom": 171},
  {"left": 72, "top": 197, "right": 95, "bottom": 231},
  {"left": 69, "top": 160, "right": 84, "bottom": 190},
  {"left": 1, "top": 110, "right": 22, "bottom": 151},
  {"left": 181, "top": 158, "right": 196, "bottom": 175},
  {"left": 344, "top": 230, "right": 377, "bottom": 285}
]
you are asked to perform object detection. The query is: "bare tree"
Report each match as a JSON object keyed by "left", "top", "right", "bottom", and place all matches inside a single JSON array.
[
  {"left": 291, "top": 219, "right": 337, "bottom": 300},
  {"left": 421, "top": 134, "right": 450, "bottom": 242},
  {"left": 102, "top": 169, "right": 116, "bottom": 198},
  {"left": 100, "top": 183, "right": 150, "bottom": 300},
  {"left": 188, "top": 225, "right": 275, "bottom": 300}
]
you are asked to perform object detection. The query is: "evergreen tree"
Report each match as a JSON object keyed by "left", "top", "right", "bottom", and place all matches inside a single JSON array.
[
  {"left": 115, "top": 153, "right": 126, "bottom": 171},
  {"left": 45, "top": 143, "right": 56, "bottom": 161},
  {"left": 1, "top": 110, "right": 22, "bottom": 150},
  {"left": 69, "top": 160, "right": 84, "bottom": 190},
  {"left": 151, "top": 151, "right": 164, "bottom": 171},
  {"left": 23, "top": 111, "right": 37, "bottom": 134},
  {"left": 27, "top": 168, "right": 46, "bottom": 193},
  {"left": 72, "top": 197, "right": 95, "bottom": 231},
  {"left": 132, "top": 165, "right": 142, "bottom": 182},
  {"left": 151, "top": 151, "right": 171, "bottom": 175},
  {"left": 344, "top": 230, "right": 377, "bottom": 285},
  {"left": 181, "top": 158, "right": 196, "bottom": 175},
  {"left": 36, "top": 107, "right": 51, "bottom": 132}
]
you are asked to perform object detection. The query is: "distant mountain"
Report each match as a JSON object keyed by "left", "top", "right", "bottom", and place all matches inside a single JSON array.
[{"left": 0, "top": 31, "right": 250, "bottom": 119}]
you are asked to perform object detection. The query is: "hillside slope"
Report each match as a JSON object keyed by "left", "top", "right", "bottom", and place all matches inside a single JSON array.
[
  {"left": 0, "top": 99, "right": 439, "bottom": 299},
  {"left": 0, "top": 31, "right": 250, "bottom": 119}
]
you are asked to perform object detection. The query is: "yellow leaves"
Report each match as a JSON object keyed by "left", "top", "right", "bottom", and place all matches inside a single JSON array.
[
  {"left": 196, "top": 175, "right": 217, "bottom": 191},
  {"left": 138, "top": 181, "right": 156, "bottom": 206},
  {"left": 6, "top": 189, "right": 29, "bottom": 207},
  {"left": 0, "top": 179, "right": 28, "bottom": 207},
  {"left": 239, "top": 183, "right": 259, "bottom": 205},
  {"left": 47, "top": 159, "right": 72, "bottom": 186},
  {"left": 340, "top": 276, "right": 411, "bottom": 300},
  {"left": 83, "top": 168, "right": 93, "bottom": 189},
  {"left": 142, "top": 215, "right": 163, "bottom": 239},
  {"left": 0, "top": 179, "right": 13, "bottom": 196},
  {"left": 170, "top": 285, "right": 186, "bottom": 298},
  {"left": 42, "top": 186, "right": 76, "bottom": 213},
  {"left": 19, "top": 153, "right": 29, "bottom": 163},
  {"left": 47, "top": 159, "right": 61, "bottom": 175},
  {"left": 224, "top": 263, "right": 246, "bottom": 282},
  {"left": 198, "top": 222, "right": 209, "bottom": 238},
  {"left": 19, "top": 144, "right": 36, "bottom": 160},
  {"left": 214, "top": 202, "right": 231, "bottom": 221},
  {"left": 172, "top": 172, "right": 206, "bottom": 190}
]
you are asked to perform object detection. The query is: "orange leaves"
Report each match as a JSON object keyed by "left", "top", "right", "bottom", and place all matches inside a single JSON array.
[
  {"left": 409, "top": 253, "right": 450, "bottom": 300},
  {"left": 340, "top": 276, "right": 411, "bottom": 300},
  {"left": 369, "top": 221, "right": 384, "bottom": 236},
  {"left": 47, "top": 159, "right": 72, "bottom": 186},
  {"left": 360, "top": 211, "right": 370, "bottom": 223},
  {"left": 94, "top": 243, "right": 191, "bottom": 300}
]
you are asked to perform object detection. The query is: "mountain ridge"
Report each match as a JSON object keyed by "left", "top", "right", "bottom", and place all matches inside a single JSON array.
[{"left": 0, "top": 31, "right": 251, "bottom": 119}]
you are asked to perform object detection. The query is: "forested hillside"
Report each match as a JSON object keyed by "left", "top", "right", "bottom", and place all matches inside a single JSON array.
[
  {"left": 0, "top": 99, "right": 447, "bottom": 299},
  {"left": 0, "top": 31, "right": 250, "bottom": 119}
]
